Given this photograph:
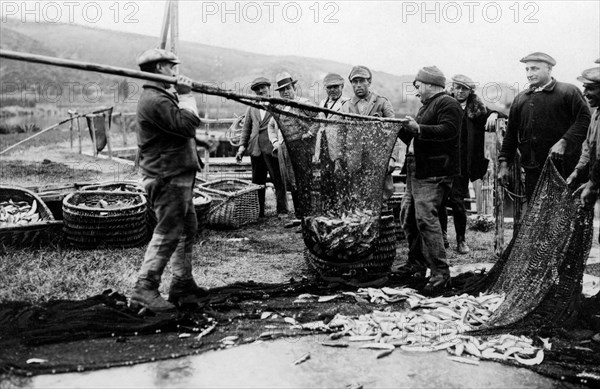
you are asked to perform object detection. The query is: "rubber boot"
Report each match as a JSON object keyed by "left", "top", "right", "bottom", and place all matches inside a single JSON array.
[
  {"left": 168, "top": 277, "right": 209, "bottom": 306},
  {"left": 130, "top": 275, "right": 175, "bottom": 312}
]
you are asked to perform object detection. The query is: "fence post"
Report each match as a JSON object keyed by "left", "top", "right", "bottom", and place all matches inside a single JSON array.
[
  {"left": 104, "top": 112, "right": 113, "bottom": 160},
  {"left": 77, "top": 116, "right": 82, "bottom": 154},
  {"left": 493, "top": 118, "right": 507, "bottom": 256}
]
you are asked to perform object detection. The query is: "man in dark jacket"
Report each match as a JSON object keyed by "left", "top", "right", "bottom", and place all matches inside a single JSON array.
[
  {"left": 236, "top": 77, "right": 288, "bottom": 217},
  {"left": 131, "top": 48, "right": 205, "bottom": 311},
  {"left": 398, "top": 66, "right": 462, "bottom": 294},
  {"left": 498, "top": 52, "right": 591, "bottom": 200},
  {"left": 439, "top": 74, "right": 505, "bottom": 254}
]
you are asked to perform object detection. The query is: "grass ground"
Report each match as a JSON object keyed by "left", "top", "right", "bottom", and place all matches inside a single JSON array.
[{"left": 1, "top": 136, "right": 598, "bottom": 303}]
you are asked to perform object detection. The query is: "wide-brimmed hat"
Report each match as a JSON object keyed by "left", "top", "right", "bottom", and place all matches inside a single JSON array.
[
  {"left": 451, "top": 74, "right": 476, "bottom": 90},
  {"left": 250, "top": 77, "right": 271, "bottom": 91},
  {"left": 519, "top": 52, "right": 556, "bottom": 66},
  {"left": 137, "top": 48, "right": 180, "bottom": 66},
  {"left": 274, "top": 72, "right": 298, "bottom": 91},
  {"left": 323, "top": 73, "right": 344, "bottom": 87},
  {"left": 577, "top": 67, "right": 600, "bottom": 85}
]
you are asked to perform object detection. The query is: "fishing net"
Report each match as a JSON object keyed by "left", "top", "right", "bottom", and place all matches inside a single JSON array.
[
  {"left": 463, "top": 158, "right": 595, "bottom": 331},
  {"left": 269, "top": 106, "right": 401, "bottom": 282}
]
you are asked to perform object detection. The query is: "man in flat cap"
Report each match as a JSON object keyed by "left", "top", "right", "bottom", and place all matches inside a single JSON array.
[
  {"left": 398, "top": 65, "right": 462, "bottom": 294},
  {"left": 319, "top": 73, "right": 350, "bottom": 116},
  {"left": 236, "top": 77, "right": 288, "bottom": 218},
  {"left": 566, "top": 66, "right": 600, "bottom": 205},
  {"left": 268, "top": 72, "right": 317, "bottom": 227},
  {"left": 439, "top": 74, "right": 506, "bottom": 254},
  {"left": 340, "top": 65, "right": 396, "bottom": 202},
  {"left": 131, "top": 48, "right": 205, "bottom": 311},
  {"left": 498, "top": 52, "right": 591, "bottom": 201}
]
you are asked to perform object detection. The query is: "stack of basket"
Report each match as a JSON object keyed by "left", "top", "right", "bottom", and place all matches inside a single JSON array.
[
  {"left": 196, "top": 179, "right": 261, "bottom": 229},
  {"left": 0, "top": 186, "right": 63, "bottom": 247},
  {"left": 62, "top": 190, "right": 147, "bottom": 248},
  {"left": 304, "top": 209, "right": 397, "bottom": 285}
]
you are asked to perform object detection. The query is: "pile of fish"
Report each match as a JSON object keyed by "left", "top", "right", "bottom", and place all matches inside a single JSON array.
[
  {"left": 0, "top": 199, "right": 41, "bottom": 226},
  {"left": 304, "top": 209, "right": 377, "bottom": 260},
  {"left": 269, "top": 287, "right": 550, "bottom": 367},
  {"left": 75, "top": 195, "right": 137, "bottom": 210}
]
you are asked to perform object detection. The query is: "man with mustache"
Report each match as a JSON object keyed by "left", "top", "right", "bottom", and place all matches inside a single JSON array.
[{"left": 498, "top": 52, "right": 590, "bottom": 201}]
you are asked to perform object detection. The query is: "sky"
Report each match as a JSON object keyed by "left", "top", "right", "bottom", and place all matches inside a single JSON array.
[{"left": 1, "top": 0, "right": 599, "bottom": 87}]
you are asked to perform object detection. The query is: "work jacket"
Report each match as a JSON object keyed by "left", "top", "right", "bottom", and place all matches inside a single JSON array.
[{"left": 240, "top": 106, "right": 274, "bottom": 157}]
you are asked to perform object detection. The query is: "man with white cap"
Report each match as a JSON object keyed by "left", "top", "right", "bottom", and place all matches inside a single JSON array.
[
  {"left": 268, "top": 72, "right": 316, "bottom": 226},
  {"left": 236, "top": 77, "right": 288, "bottom": 218},
  {"left": 130, "top": 48, "right": 205, "bottom": 311},
  {"left": 398, "top": 65, "right": 462, "bottom": 294},
  {"left": 439, "top": 74, "right": 506, "bottom": 255},
  {"left": 498, "top": 52, "right": 590, "bottom": 201},
  {"left": 319, "top": 73, "right": 349, "bottom": 115}
]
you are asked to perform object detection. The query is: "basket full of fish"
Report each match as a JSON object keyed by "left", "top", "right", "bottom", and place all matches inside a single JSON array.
[
  {"left": 62, "top": 190, "right": 147, "bottom": 248},
  {"left": 304, "top": 209, "right": 397, "bottom": 284},
  {"left": 0, "top": 186, "right": 63, "bottom": 247}
]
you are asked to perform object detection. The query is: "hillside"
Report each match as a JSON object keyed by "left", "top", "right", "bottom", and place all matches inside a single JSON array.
[{"left": 0, "top": 19, "right": 511, "bottom": 116}]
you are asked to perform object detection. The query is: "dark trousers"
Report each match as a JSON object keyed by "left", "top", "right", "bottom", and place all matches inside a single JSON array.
[
  {"left": 524, "top": 168, "right": 542, "bottom": 202},
  {"left": 439, "top": 175, "right": 468, "bottom": 242},
  {"left": 251, "top": 153, "right": 288, "bottom": 216},
  {"left": 400, "top": 156, "right": 452, "bottom": 277}
]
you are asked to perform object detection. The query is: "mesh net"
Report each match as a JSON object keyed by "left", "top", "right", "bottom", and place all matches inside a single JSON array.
[
  {"left": 269, "top": 107, "right": 401, "bottom": 264},
  {"left": 464, "top": 158, "right": 595, "bottom": 331}
]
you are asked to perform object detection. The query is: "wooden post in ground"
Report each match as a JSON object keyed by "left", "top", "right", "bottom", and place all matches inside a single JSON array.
[
  {"left": 493, "top": 118, "right": 508, "bottom": 256},
  {"left": 88, "top": 115, "right": 98, "bottom": 158},
  {"left": 68, "top": 111, "right": 74, "bottom": 150},
  {"left": 76, "top": 116, "right": 82, "bottom": 154},
  {"left": 104, "top": 112, "right": 113, "bottom": 160}
]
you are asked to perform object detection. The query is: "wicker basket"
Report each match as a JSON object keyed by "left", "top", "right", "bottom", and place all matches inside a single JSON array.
[
  {"left": 0, "top": 186, "right": 63, "bottom": 247},
  {"left": 81, "top": 181, "right": 155, "bottom": 242},
  {"left": 62, "top": 191, "right": 147, "bottom": 248},
  {"left": 304, "top": 209, "right": 397, "bottom": 284},
  {"left": 193, "top": 190, "right": 212, "bottom": 233},
  {"left": 197, "top": 179, "right": 262, "bottom": 229}
]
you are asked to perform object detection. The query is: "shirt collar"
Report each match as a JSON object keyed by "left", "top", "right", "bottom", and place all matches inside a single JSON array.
[{"left": 526, "top": 78, "right": 556, "bottom": 94}]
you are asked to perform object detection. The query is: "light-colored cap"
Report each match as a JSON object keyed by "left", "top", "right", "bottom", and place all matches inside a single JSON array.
[
  {"left": 519, "top": 52, "right": 556, "bottom": 66},
  {"left": 137, "top": 48, "right": 180, "bottom": 66}
]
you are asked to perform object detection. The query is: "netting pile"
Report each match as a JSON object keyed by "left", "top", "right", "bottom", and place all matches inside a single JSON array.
[
  {"left": 462, "top": 158, "right": 595, "bottom": 331},
  {"left": 270, "top": 107, "right": 402, "bottom": 281}
]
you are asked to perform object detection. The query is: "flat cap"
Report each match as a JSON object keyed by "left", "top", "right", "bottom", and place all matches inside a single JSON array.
[
  {"left": 596, "top": 58, "right": 600, "bottom": 64},
  {"left": 519, "top": 52, "right": 556, "bottom": 66},
  {"left": 349, "top": 65, "right": 372, "bottom": 81},
  {"left": 250, "top": 77, "right": 271, "bottom": 91},
  {"left": 323, "top": 73, "right": 344, "bottom": 87},
  {"left": 577, "top": 67, "right": 600, "bottom": 84},
  {"left": 137, "top": 48, "right": 180, "bottom": 66},
  {"left": 415, "top": 66, "right": 446, "bottom": 88},
  {"left": 451, "top": 74, "right": 476, "bottom": 89}
]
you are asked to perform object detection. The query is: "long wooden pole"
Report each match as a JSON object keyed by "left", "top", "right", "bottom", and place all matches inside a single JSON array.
[
  {"left": 0, "top": 49, "right": 409, "bottom": 123},
  {"left": 159, "top": 0, "right": 171, "bottom": 50}
]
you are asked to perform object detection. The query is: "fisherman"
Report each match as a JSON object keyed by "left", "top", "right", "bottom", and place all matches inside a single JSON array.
[
  {"left": 439, "top": 74, "right": 506, "bottom": 254},
  {"left": 566, "top": 66, "right": 600, "bottom": 206},
  {"left": 130, "top": 48, "right": 206, "bottom": 311},
  {"left": 397, "top": 66, "right": 462, "bottom": 294},
  {"left": 319, "top": 73, "right": 350, "bottom": 115},
  {"left": 340, "top": 65, "right": 396, "bottom": 204},
  {"left": 268, "top": 72, "right": 317, "bottom": 227},
  {"left": 236, "top": 77, "right": 288, "bottom": 218},
  {"left": 498, "top": 52, "right": 591, "bottom": 201}
]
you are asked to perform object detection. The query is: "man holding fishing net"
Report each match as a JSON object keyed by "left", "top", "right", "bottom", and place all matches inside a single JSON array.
[{"left": 130, "top": 48, "right": 207, "bottom": 311}]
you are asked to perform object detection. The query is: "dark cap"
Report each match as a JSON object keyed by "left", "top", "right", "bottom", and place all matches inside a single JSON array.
[
  {"left": 348, "top": 65, "right": 372, "bottom": 81},
  {"left": 323, "top": 73, "right": 344, "bottom": 87},
  {"left": 519, "top": 52, "right": 556, "bottom": 66},
  {"left": 451, "top": 74, "right": 476, "bottom": 90},
  {"left": 415, "top": 66, "right": 446, "bottom": 88},
  {"left": 137, "top": 48, "right": 180, "bottom": 66},
  {"left": 595, "top": 58, "right": 600, "bottom": 64},
  {"left": 577, "top": 67, "right": 600, "bottom": 85},
  {"left": 250, "top": 77, "right": 271, "bottom": 91}
]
